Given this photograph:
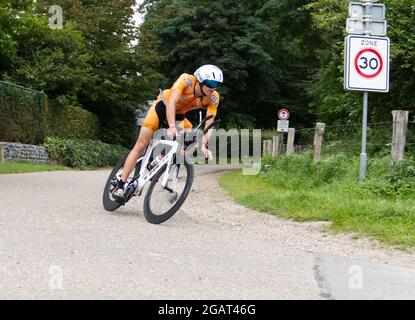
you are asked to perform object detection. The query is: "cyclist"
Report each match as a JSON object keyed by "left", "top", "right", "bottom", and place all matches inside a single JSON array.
[{"left": 112, "top": 64, "right": 223, "bottom": 201}]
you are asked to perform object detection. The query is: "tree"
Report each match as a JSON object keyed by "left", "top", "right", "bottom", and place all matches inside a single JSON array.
[
  {"left": 5, "top": 17, "right": 90, "bottom": 104},
  {"left": 139, "top": 0, "right": 280, "bottom": 128},
  {"left": 0, "top": 1, "right": 24, "bottom": 74},
  {"left": 253, "top": 0, "right": 322, "bottom": 128},
  {"left": 305, "top": 0, "right": 415, "bottom": 124},
  {"left": 32, "top": 0, "right": 163, "bottom": 146}
]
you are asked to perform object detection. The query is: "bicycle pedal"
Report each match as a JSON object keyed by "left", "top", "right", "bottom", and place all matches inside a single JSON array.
[{"left": 169, "top": 192, "right": 178, "bottom": 203}]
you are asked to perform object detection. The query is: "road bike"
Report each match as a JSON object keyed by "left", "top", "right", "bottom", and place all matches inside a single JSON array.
[{"left": 102, "top": 115, "right": 219, "bottom": 224}]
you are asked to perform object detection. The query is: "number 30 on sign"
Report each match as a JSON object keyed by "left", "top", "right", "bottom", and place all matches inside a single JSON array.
[{"left": 344, "top": 35, "right": 390, "bottom": 92}]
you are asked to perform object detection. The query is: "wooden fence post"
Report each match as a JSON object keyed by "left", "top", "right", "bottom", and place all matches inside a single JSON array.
[
  {"left": 266, "top": 139, "right": 273, "bottom": 156},
  {"left": 0, "top": 144, "right": 4, "bottom": 164},
  {"left": 391, "top": 110, "right": 409, "bottom": 162},
  {"left": 272, "top": 135, "right": 280, "bottom": 158},
  {"left": 286, "top": 128, "right": 295, "bottom": 155},
  {"left": 263, "top": 139, "right": 273, "bottom": 156},
  {"left": 313, "top": 122, "right": 326, "bottom": 162}
]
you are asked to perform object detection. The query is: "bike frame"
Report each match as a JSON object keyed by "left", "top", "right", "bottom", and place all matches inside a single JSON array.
[
  {"left": 115, "top": 114, "right": 219, "bottom": 199},
  {"left": 134, "top": 139, "right": 181, "bottom": 195}
]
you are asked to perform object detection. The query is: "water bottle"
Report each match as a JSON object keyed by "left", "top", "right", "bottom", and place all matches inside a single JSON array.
[{"left": 147, "top": 154, "right": 164, "bottom": 171}]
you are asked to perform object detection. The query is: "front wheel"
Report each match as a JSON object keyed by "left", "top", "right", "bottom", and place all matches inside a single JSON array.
[{"left": 143, "top": 158, "right": 194, "bottom": 224}]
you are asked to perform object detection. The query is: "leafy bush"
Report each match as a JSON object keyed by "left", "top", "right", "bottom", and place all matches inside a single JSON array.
[
  {"left": 260, "top": 152, "right": 415, "bottom": 200},
  {"left": 47, "top": 103, "right": 101, "bottom": 140},
  {"left": 43, "top": 137, "right": 128, "bottom": 169},
  {"left": 356, "top": 158, "right": 415, "bottom": 199}
]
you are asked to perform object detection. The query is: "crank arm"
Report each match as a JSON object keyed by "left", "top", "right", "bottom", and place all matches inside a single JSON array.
[{"left": 163, "top": 186, "right": 175, "bottom": 193}]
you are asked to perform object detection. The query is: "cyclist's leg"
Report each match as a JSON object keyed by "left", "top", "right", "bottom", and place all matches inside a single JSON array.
[
  {"left": 177, "top": 117, "right": 194, "bottom": 160},
  {"left": 120, "top": 127, "right": 154, "bottom": 182},
  {"left": 180, "top": 117, "right": 193, "bottom": 133},
  {"left": 176, "top": 117, "right": 193, "bottom": 143},
  {"left": 120, "top": 106, "right": 160, "bottom": 183}
]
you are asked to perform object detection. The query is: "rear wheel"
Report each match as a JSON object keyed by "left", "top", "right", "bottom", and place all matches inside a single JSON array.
[
  {"left": 143, "top": 158, "right": 194, "bottom": 224},
  {"left": 102, "top": 154, "right": 142, "bottom": 211}
]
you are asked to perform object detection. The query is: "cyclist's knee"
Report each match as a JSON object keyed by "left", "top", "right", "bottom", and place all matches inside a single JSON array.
[
  {"left": 133, "top": 137, "right": 149, "bottom": 152},
  {"left": 132, "top": 127, "right": 153, "bottom": 154},
  {"left": 138, "top": 140, "right": 149, "bottom": 152}
]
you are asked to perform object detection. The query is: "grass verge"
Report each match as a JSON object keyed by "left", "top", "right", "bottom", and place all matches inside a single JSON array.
[
  {"left": 0, "top": 160, "right": 69, "bottom": 174},
  {"left": 219, "top": 153, "right": 415, "bottom": 251}
]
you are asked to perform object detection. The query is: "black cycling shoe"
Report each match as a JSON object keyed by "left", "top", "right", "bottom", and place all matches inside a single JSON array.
[{"left": 112, "top": 185, "right": 126, "bottom": 202}]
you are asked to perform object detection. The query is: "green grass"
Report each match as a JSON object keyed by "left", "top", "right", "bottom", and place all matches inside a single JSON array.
[
  {"left": 0, "top": 160, "right": 69, "bottom": 174},
  {"left": 219, "top": 153, "right": 415, "bottom": 250}
]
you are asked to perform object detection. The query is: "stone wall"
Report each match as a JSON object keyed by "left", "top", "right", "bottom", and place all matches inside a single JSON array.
[{"left": 0, "top": 142, "right": 49, "bottom": 163}]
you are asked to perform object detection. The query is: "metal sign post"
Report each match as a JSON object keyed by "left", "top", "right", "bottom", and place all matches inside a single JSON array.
[
  {"left": 361, "top": 2, "right": 371, "bottom": 181},
  {"left": 360, "top": 91, "right": 368, "bottom": 180},
  {"left": 344, "top": 0, "right": 389, "bottom": 181}
]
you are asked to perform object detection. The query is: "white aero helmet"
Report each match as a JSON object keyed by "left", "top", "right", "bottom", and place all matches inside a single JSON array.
[{"left": 194, "top": 64, "right": 223, "bottom": 89}]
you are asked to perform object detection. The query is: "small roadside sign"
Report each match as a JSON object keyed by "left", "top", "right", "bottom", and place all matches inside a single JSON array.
[
  {"left": 277, "top": 120, "right": 289, "bottom": 133},
  {"left": 278, "top": 109, "right": 290, "bottom": 120}
]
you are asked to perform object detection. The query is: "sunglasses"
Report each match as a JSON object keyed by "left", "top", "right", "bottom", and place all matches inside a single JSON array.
[{"left": 203, "top": 79, "right": 220, "bottom": 89}]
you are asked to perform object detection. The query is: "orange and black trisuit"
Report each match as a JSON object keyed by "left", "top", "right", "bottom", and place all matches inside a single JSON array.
[{"left": 142, "top": 73, "right": 220, "bottom": 131}]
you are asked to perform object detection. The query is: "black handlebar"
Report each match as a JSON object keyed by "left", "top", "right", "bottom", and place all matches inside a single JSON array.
[{"left": 170, "top": 115, "right": 220, "bottom": 142}]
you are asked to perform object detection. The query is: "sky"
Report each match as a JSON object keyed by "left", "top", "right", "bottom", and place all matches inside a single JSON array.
[
  {"left": 130, "top": 1, "right": 144, "bottom": 46},
  {"left": 132, "top": 0, "right": 144, "bottom": 27}
]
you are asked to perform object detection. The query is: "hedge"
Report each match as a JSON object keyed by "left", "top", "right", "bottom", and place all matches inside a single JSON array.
[
  {"left": 47, "top": 103, "right": 101, "bottom": 140},
  {"left": 0, "top": 82, "right": 101, "bottom": 144},
  {"left": 0, "top": 83, "right": 46, "bottom": 144},
  {"left": 43, "top": 137, "right": 128, "bottom": 169}
]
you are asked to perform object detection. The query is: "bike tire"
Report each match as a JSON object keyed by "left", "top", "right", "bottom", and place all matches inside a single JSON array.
[
  {"left": 143, "top": 159, "right": 194, "bottom": 224},
  {"left": 102, "top": 153, "right": 141, "bottom": 211}
]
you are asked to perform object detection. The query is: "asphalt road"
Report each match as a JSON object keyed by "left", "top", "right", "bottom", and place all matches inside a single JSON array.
[{"left": 1, "top": 165, "right": 415, "bottom": 300}]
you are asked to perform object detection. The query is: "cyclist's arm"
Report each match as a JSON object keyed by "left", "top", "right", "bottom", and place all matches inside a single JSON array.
[
  {"left": 203, "top": 99, "right": 218, "bottom": 148},
  {"left": 166, "top": 89, "right": 181, "bottom": 127},
  {"left": 202, "top": 117, "right": 214, "bottom": 147}
]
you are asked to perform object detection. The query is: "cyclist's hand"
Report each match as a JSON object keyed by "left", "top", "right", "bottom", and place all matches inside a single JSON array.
[
  {"left": 201, "top": 144, "right": 213, "bottom": 161},
  {"left": 167, "top": 126, "right": 176, "bottom": 139}
]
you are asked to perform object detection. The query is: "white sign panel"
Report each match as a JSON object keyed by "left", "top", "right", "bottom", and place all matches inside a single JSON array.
[
  {"left": 349, "top": 3, "right": 385, "bottom": 20},
  {"left": 344, "top": 35, "right": 390, "bottom": 92},
  {"left": 277, "top": 120, "right": 289, "bottom": 132},
  {"left": 346, "top": 18, "right": 387, "bottom": 36}
]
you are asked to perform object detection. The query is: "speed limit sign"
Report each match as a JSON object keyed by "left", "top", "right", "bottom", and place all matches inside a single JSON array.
[{"left": 345, "top": 35, "right": 390, "bottom": 92}]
